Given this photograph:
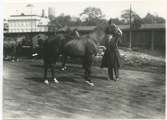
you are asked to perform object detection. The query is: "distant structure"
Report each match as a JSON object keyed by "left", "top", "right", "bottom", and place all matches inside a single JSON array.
[
  {"left": 41, "top": 9, "right": 45, "bottom": 17},
  {"left": 71, "top": 16, "right": 78, "bottom": 22},
  {"left": 48, "top": 7, "right": 55, "bottom": 17},
  {"left": 7, "top": 13, "right": 50, "bottom": 33},
  {"left": 57, "top": 24, "right": 165, "bottom": 52}
]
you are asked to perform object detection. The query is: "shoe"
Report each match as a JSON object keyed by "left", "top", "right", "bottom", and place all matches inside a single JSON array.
[
  {"left": 85, "top": 81, "right": 95, "bottom": 87},
  {"left": 54, "top": 78, "right": 59, "bottom": 83},
  {"left": 44, "top": 80, "right": 49, "bottom": 85}
]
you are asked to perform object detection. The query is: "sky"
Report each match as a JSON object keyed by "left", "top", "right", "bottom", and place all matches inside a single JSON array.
[{"left": 4, "top": 0, "right": 167, "bottom": 20}]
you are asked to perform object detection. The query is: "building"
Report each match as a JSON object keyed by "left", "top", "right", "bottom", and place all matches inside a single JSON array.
[
  {"left": 48, "top": 7, "right": 55, "bottom": 17},
  {"left": 121, "top": 23, "right": 165, "bottom": 52},
  {"left": 7, "top": 14, "right": 50, "bottom": 33}
]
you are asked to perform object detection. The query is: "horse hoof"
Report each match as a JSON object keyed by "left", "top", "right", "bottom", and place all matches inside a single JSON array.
[
  {"left": 115, "top": 78, "right": 119, "bottom": 81},
  {"left": 44, "top": 80, "right": 49, "bottom": 85},
  {"left": 54, "top": 78, "right": 59, "bottom": 83},
  {"left": 61, "top": 68, "right": 65, "bottom": 71},
  {"left": 85, "top": 81, "right": 94, "bottom": 87},
  {"left": 61, "top": 67, "right": 67, "bottom": 71},
  {"left": 32, "top": 53, "right": 38, "bottom": 57}
]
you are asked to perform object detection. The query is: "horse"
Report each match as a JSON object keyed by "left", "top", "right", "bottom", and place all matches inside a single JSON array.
[
  {"left": 33, "top": 27, "right": 104, "bottom": 86},
  {"left": 59, "top": 29, "right": 103, "bottom": 86},
  {"left": 3, "top": 37, "right": 24, "bottom": 62},
  {"left": 4, "top": 40, "right": 17, "bottom": 61},
  {"left": 32, "top": 34, "right": 62, "bottom": 85}
]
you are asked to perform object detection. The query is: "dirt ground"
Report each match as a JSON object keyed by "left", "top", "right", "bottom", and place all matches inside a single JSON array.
[{"left": 3, "top": 60, "right": 165, "bottom": 120}]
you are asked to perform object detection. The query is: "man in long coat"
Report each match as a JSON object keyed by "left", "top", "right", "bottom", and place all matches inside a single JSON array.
[{"left": 101, "top": 19, "right": 122, "bottom": 81}]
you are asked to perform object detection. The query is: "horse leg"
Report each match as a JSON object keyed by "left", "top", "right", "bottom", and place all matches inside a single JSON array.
[
  {"left": 44, "top": 62, "right": 49, "bottom": 85},
  {"left": 83, "top": 55, "right": 94, "bottom": 86},
  {"left": 3, "top": 48, "right": 7, "bottom": 60},
  {"left": 61, "top": 54, "right": 67, "bottom": 71},
  {"left": 11, "top": 50, "right": 15, "bottom": 62},
  {"left": 84, "top": 65, "right": 94, "bottom": 86},
  {"left": 15, "top": 50, "right": 18, "bottom": 62},
  {"left": 84, "top": 66, "right": 91, "bottom": 81},
  {"left": 12, "top": 47, "right": 17, "bottom": 62},
  {"left": 50, "top": 63, "right": 59, "bottom": 83}
]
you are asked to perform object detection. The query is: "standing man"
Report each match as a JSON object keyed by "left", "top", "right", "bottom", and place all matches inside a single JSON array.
[{"left": 101, "top": 19, "right": 122, "bottom": 81}]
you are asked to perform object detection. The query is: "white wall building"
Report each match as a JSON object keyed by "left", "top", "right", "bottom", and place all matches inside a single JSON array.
[{"left": 7, "top": 14, "right": 50, "bottom": 33}]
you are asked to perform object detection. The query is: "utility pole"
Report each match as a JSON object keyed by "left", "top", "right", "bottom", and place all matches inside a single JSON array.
[{"left": 129, "top": 3, "right": 132, "bottom": 49}]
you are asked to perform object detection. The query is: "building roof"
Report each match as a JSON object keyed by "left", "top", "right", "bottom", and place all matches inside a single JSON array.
[
  {"left": 8, "top": 14, "right": 48, "bottom": 21},
  {"left": 10, "top": 14, "right": 41, "bottom": 17},
  {"left": 117, "top": 24, "right": 165, "bottom": 30},
  {"left": 58, "top": 26, "right": 96, "bottom": 32},
  {"left": 140, "top": 23, "right": 165, "bottom": 29}
]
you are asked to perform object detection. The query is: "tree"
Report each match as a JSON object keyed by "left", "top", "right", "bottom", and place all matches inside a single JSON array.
[
  {"left": 121, "top": 9, "right": 141, "bottom": 24},
  {"left": 131, "top": 18, "right": 142, "bottom": 29},
  {"left": 80, "top": 7, "right": 105, "bottom": 25},
  {"left": 142, "top": 13, "right": 165, "bottom": 24},
  {"left": 121, "top": 9, "right": 142, "bottom": 29},
  {"left": 48, "top": 13, "right": 84, "bottom": 32}
]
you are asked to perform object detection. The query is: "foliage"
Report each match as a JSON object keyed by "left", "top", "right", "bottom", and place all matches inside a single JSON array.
[
  {"left": 131, "top": 18, "right": 142, "bottom": 29},
  {"left": 121, "top": 9, "right": 141, "bottom": 24},
  {"left": 142, "top": 13, "right": 165, "bottom": 24},
  {"left": 109, "top": 18, "right": 125, "bottom": 25},
  {"left": 80, "top": 7, "right": 105, "bottom": 25},
  {"left": 121, "top": 9, "right": 142, "bottom": 29},
  {"left": 48, "top": 14, "right": 82, "bottom": 31},
  {"left": 48, "top": 6, "right": 165, "bottom": 32}
]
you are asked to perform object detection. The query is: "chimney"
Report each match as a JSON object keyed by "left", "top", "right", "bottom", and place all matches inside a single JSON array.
[{"left": 42, "top": 9, "right": 45, "bottom": 17}]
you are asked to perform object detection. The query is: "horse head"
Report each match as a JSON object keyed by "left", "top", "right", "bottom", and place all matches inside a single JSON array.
[{"left": 32, "top": 34, "right": 48, "bottom": 57}]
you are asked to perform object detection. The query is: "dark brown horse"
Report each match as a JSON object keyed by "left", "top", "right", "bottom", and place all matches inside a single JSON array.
[
  {"left": 3, "top": 36, "right": 25, "bottom": 62},
  {"left": 34, "top": 28, "right": 102, "bottom": 86},
  {"left": 60, "top": 30, "right": 102, "bottom": 86},
  {"left": 32, "top": 34, "right": 62, "bottom": 85},
  {"left": 63, "top": 41, "right": 97, "bottom": 85}
]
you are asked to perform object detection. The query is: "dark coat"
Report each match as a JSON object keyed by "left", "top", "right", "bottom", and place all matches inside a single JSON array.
[{"left": 101, "top": 24, "right": 122, "bottom": 68}]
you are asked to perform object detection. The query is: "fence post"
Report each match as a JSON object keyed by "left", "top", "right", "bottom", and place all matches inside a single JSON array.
[
  {"left": 151, "top": 30, "right": 154, "bottom": 51},
  {"left": 129, "top": 4, "right": 132, "bottom": 50}
]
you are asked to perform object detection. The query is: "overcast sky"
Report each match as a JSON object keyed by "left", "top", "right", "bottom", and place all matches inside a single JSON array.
[{"left": 4, "top": 0, "right": 167, "bottom": 20}]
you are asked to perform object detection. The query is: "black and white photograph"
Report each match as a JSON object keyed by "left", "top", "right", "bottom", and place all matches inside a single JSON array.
[{"left": 3, "top": 0, "right": 166, "bottom": 119}]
